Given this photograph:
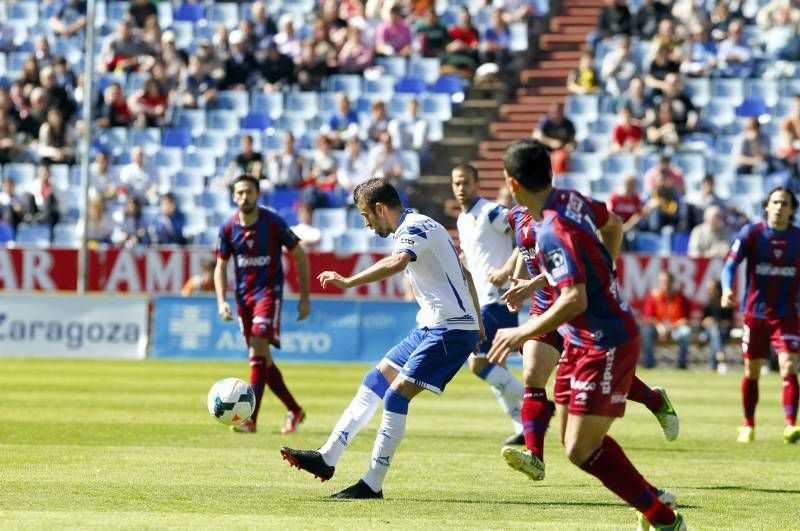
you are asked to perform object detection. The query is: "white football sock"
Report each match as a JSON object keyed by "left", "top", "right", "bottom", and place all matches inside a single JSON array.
[
  {"left": 318, "top": 385, "right": 382, "bottom": 467},
  {"left": 484, "top": 365, "right": 524, "bottom": 433},
  {"left": 362, "top": 409, "right": 406, "bottom": 493}
]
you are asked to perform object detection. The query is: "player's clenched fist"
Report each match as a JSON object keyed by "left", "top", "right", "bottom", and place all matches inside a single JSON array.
[
  {"left": 218, "top": 301, "right": 234, "bottom": 321},
  {"left": 720, "top": 288, "right": 735, "bottom": 309},
  {"left": 318, "top": 271, "right": 349, "bottom": 289},
  {"left": 297, "top": 297, "right": 311, "bottom": 321}
]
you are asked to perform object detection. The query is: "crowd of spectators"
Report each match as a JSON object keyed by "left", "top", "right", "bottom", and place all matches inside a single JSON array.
[
  {"left": 0, "top": 0, "right": 538, "bottom": 245},
  {"left": 530, "top": 0, "right": 800, "bottom": 254}
]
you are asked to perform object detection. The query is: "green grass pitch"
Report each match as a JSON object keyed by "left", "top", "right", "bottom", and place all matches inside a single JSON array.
[{"left": 2, "top": 358, "right": 799, "bottom": 529}]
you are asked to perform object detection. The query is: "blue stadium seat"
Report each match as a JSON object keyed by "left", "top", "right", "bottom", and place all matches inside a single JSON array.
[
  {"left": 96, "top": 127, "right": 128, "bottom": 157},
  {"left": 206, "top": 3, "right": 239, "bottom": 29},
  {"left": 285, "top": 92, "right": 319, "bottom": 120},
  {"left": 274, "top": 115, "right": 308, "bottom": 136},
  {"left": 673, "top": 152, "right": 706, "bottom": 180},
  {"left": 156, "top": 1, "right": 173, "bottom": 28},
  {"left": 269, "top": 188, "right": 300, "bottom": 210},
  {"left": 183, "top": 209, "right": 209, "bottom": 237},
  {"left": 604, "top": 153, "right": 636, "bottom": 176},
  {"left": 212, "top": 90, "right": 250, "bottom": 117},
  {"left": 154, "top": 147, "right": 185, "bottom": 175},
  {"left": 206, "top": 110, "right": 240, "bottom": 134},
  {"left": 53, "top": 223, "right": 79, "bottom": 247},
  {"left": 108, "top": 2, "right": 131, "bottom": 23},
  {"left": 195, "top": 132, "right": 229, "bottom": 158},
  {"left": 565, "top": 95, "right": 599, "bottom": 122},
  {"left": 127, "top": 72, "right": 148, "bottom": 93},
  {"left": 336, "top": 229, "right": 371, "bottom": 253},
  {"left": 363, "top": 76, "right": 396, "bottom": 100},
  {"left": 369, "top": 233, "right": 394, "bottom": 253},
  {"left": 311, "top": 208, "right": 347, "bottom": 234},
  {"left": 174, "top": 109, "right": 207, "bottom": 136},
  {"left": 183, "top": 152, "right": 217, "bottom": 178},
  {"left": 715, "top": 134, "right": 738, "bottom": 155},
  {"left": 552, "top": 173, "right": 592, "bottom": 195},
  {"left": 734, "top": 175, "right": 765, "bottom": 197},
  {"left": 431, "top": 75, "right": 465, "bottom": 104},
  {"left": 50, "top": 164, "right": 70, "bottom": 191},
  {"left": 703, "top": 100, "right": 737, "bottom": 131},
  {"left": 736, "top": 98, "right": 769, "bottom": 118},
  {"left": 170, "top": 21, "right": 194, "bottom": 49},
  {"left": 15, "top": 223, "right": 50, "bottom": 246},
  {"left": 711, "top": 78, "right": 745, "bottom": 107},
  {"left": 400, "top": 150, "right": 421, "bottom": 181},
  {"left": 420, "top": 94, "right": 452, "bottom": 121},
  {"left": 590, "top": 115, "right": 617, "bottom": 135},
  {"left": 162, "top": 127, "right": 193, "bottom": 148},
  {"left": 129, "top": 128, "right": 162, "bottom": 155},
  {"left": 375, "top": 56, "right": 407, "bottom": 78},
  {"left": 633, "top": 232, "right": 665, "bottom": 254},
  {"left": 173, "top": 3, "right": 205, "bottom": 23},
  {"left": 199, "top": 189, "right": 231, "bottom": 212},
  {"left": 779, "top": 78, "right": 800, "bottom": 98},
  {"left": 408, "top": 57, "right": 441, "bottom": 85},
  {"left": 9, "top": 1, "right": 38, "bottom": 28},
  {"left": 671, "top": 231, "right": 690, "bottom": 255},
  {"left": 347, "top": 208, "right": 364, "bottom": 229},
  {"left": 745, "top": 79, "right": 779, "bottom": 107},
  {"left": 240, "top": 112, "right": 273, "bottom": 131},
  {"left": 0, "top": 222, "right": 13, "bottom": 244},
  {"left": 328, "top": 74, "right": 362, "bottom": 99},
  {"left": 262, "top": 132, "right": 283, "bottom": 151},
  {"left": 2, "top": 163, "right": 35, "bottom": 186},
  {"left": 395, "top": 76, "right": 428, "bottom": 95},
  {"left": 251, "top": 92, "right": 284, "bottom": 119},
  {"left": 683, "top": 78, "right": 711, "bottom": 108},
  {"left": 564, "top": 153, "right": 601, "bottom": 179},
  {"left": 388, "top": 94, "right": 415, "bottom": 117}
]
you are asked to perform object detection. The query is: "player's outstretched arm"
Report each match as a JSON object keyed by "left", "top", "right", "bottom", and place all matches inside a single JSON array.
[
  {"left": 291, "top": 244, "right": 311, "bottom": 320},
  {"left": 488, "top": 283, "right": 587, "bottom": 365},
  {"left": 501, "top": 273, "right": 548, "bottom": 312},
  {"left": 214, "top": 258, "right": 233, "bottom": 321},
  {"left": 598, "top": 212, "right": 624, "bottom": 262},
  {"left": 318, "top": 252, "right": 412, "bottom": 290}
]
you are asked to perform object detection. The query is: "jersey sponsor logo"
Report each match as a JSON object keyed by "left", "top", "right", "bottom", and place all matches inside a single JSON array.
[
  {"left": 570, "top": 378, "right": 596, "bottom": 391},
  {"left": 731, "top": 239, "right": 741, "bottom": 254},
  {"left": 565, "top": 192, "right": 598, "bottom": 232},
  {"left": 236, "top": 255, "right": 271, "bottom": 267},
  {"left": 246, "top": 240, "right": 254, "bottom": 249},
  {"left": 574, "top": 391, "right": 589, "bottom": 403},
  {"left": 400, "top": 238, "right": 415, "bottom": 246},
  {"left": 601, "top": 348, "right": 616, "bottom": 395},
  {"left": 774, "top": 249, "right": 784, "bottom": 259},
  {"left": 546, "top": 249, "right": 568, "bottom": 280},
  {"left": 610, "top": 393, "right": 627, "bottom": 404},
  {"left": 755, "top": 263, "right": 796, "bottom": 277}
]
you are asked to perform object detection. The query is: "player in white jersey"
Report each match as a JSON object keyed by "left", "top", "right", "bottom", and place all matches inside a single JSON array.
[
  {"left": 281, "top": 178, "right": 483, "bottom": 499},
  {"left": 453, "top": 164, "right": 526, "bottom": 445}
]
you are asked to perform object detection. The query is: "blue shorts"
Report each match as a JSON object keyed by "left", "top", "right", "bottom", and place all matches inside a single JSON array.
[
  {"left": 384, "top": 328, "right": 481, "bottom": 394},
  {"left": 476, "top": 303, "right": 519, "bottom": 355}
]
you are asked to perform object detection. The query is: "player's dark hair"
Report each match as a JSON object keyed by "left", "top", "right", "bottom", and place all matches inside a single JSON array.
[
  {"left": 453, "top": 163, "right": 479, "bottom": 182},
  {"left": 230, "top": 173, "right": 260, "bottom": 194},
  {"left": 502, "top": 139, "right": 552, "bottom": 192},
  {"left": 762, "top": 186, "right": 799, "bottom": 214},
  {"left": 353, "top": 178, "right": 402, "bottom": 209}
]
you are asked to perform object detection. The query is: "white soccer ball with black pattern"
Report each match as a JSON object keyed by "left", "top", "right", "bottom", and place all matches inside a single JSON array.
[{"left": 207, "top": 378, "right": 255, "bottom": 426}]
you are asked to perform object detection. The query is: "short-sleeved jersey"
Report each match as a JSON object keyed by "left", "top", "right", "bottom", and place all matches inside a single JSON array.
[
  {"left": 507, "top": 205, "right": 555, "bottom": 315},
  {"left": 393, "top": 209, "right": 479, "bottom": 331},
  {"left": 535, "top": 188, "right": 638, "bottom": 349},
  {"left": 457, "top": 196, "right": 513, "bottom": 307},
  {"left": 217, "top": 207, "right": 300, "bottom": 307},
  {"left": 726, "top": 221, "right": 800, "bottom": 319}
]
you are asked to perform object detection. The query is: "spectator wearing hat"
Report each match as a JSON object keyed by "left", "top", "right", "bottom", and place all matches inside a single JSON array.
[
  {"left": 221, "top": 30, "right": 259, "bottom": 90},
  {"left": 261, "top": 40, "right": 296, "bottom": 91}
]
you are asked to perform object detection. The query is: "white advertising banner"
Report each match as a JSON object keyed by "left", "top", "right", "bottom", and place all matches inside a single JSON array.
[{"left": 0, "top": 294, "right": 149, "bottom": 359}]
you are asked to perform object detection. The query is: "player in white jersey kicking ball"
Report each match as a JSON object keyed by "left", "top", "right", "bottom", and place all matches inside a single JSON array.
[
  {"left": 281, "top": 178, "right": 484, "bottom": 499},
  {"left": 452, "top": 163, "right": 529, "bottom": 446}
]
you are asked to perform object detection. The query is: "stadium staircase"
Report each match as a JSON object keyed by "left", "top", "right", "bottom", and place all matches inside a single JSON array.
[{"left": 472, "top": 0, "right": 602, "bottom": 198}]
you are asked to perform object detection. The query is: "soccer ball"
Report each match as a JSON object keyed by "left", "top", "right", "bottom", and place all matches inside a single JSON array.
[{"left": 207, "top": 378, "right": 256, "bottom": 426}]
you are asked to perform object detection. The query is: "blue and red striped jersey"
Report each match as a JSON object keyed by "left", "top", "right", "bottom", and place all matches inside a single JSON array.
[
  {"left": 217, "top": 207, "right": 300, "bottom": 306},
  {"left": 535, "top": 188, "right": 639, "bottom": 349},
  {"left": 727, "top": 221, "right": 800, "bottom": 319},
  {"left": 507, "top": 205, "right": 554, "bottom": 315}
]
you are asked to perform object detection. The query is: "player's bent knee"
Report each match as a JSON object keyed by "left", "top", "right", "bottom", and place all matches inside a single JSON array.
[{"left": 564, "top": 439, "right": 595, "bottom": 466}]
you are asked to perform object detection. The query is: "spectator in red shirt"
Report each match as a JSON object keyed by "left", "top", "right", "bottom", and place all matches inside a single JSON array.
[
  {"left": 643, "top": 154, "right": 685, "bottom": 194},
  {"left": 129, "top": 77, "right": 168, "bottom": 127},
  {"left": 611, "top": 106, "right": 643, "bottom": 154},
  {"left": 445, "top": 6, "right": 480, "bottom": 73},
  {"left": 641, "top": 271, "right": 692, "bottom": 369},
  {"left": 608, "top": 174, "right": 643, "bottom": 233}
]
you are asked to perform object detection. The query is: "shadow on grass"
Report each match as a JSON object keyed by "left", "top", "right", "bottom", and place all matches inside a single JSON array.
[{"left": 325, "top": 498, "right": 628, "bottom": 508}]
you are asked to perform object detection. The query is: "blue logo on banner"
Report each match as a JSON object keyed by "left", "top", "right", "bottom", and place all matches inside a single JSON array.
[{"left": 151, "top": 296, "right": 418, "bottom": 362}]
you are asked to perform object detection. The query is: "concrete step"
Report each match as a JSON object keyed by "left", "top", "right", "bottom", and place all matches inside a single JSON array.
[
  {"left": 540, "top": 50, "right": 583, "bottom": 61},
  {"left": 550, "top": 15, "right": 598, "bottom": 26},
  {"left": 540, "top": 33, "right": 589, "bottom": 46},
  {"left": 444, "top": 116, "right": 489, "bottom": 140},
  {"left": 521, "top": 69, "right": 570, "bottom": 85},
  {"left": 456, "top": 99, "right": 500, "bottom": 121},
  {"left": 558, "top": 24, "right": 596, "bottom": 35},
  {"left": 564, "top": 7, "right": 603, "bottom": 15},
  {"left": 491, "top": 130, "right": 535, "bottom": 141},
  {"left": 470, "top": 159, "right": 505, "bottom": 170},
  {"left": 517, "top": 85, "right": 570, "bottom": 97},
  {"left": 467, "top": 82, "right": 508, "bottom": 101},
  {"left": 500, "top": 103, "right": 551, "bottom": 119},
  {"left": 430, "top": 137, "right": 479, "bottom": 164},
  {"left": 537, "top": 59, "right": 581, "bottom": 69}
]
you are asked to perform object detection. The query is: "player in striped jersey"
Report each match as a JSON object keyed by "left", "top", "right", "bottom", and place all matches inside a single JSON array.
[
  {"left": 215, "top": 174, "right": 311, "bottom": 434},
  {"left": 721, "top": 187, "right": 800, "bottom": 444}
]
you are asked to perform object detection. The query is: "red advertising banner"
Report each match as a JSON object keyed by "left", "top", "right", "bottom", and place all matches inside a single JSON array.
[{"left": 0, "top": 248, "right": 735, "bottom": 312}]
